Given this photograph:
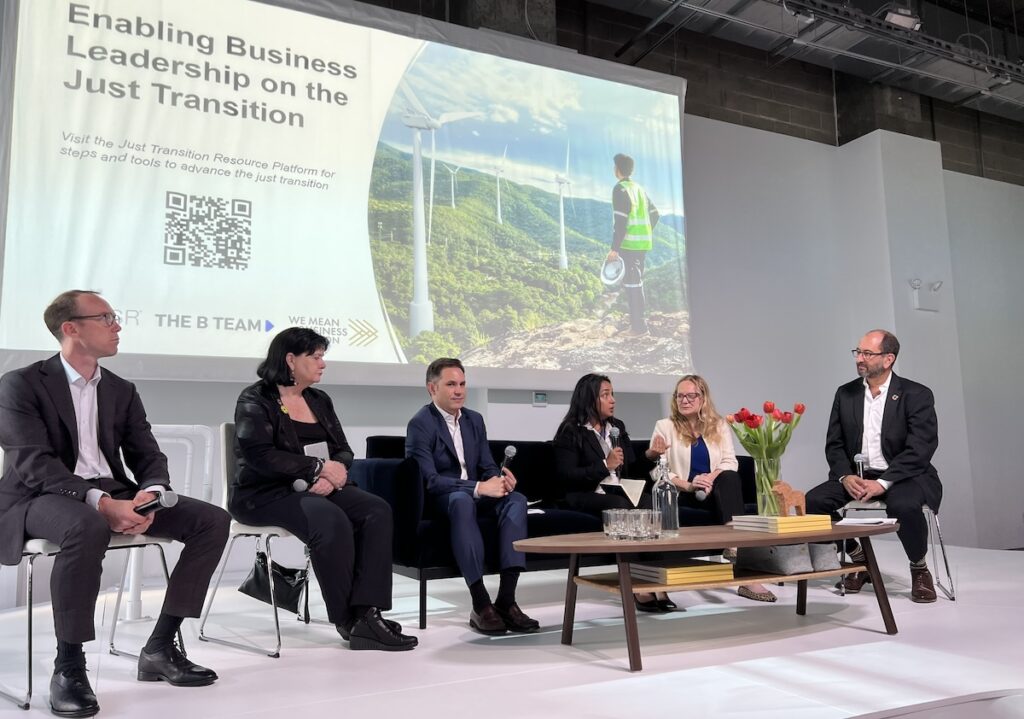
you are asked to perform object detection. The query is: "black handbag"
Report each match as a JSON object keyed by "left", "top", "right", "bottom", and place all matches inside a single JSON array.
[{"left": 237, "top": 551, "right": 307, "bottom": 614}]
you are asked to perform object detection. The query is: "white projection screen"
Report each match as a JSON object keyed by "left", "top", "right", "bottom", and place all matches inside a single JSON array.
[{"left": 0, "top": 0, "right": 689, "bottom": 390}]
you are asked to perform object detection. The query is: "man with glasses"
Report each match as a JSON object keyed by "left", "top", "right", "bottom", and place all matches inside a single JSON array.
[
  {"left": 806, "top": 329, "right": 942, "bottom": 603},
  {"left": 0, "top": 290, "right": 230, "bottom": 717}
]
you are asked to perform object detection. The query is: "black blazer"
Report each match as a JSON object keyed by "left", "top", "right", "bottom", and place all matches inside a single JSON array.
[
  {"left": 0, "top": 354, "right": 169, "bottom": 565},
  {"left": 825, "top": 373, "right": 942, "bottom": 509},
  {"left": 552, "top": 416, "right": 639, "bottom": 494},
  {"left": 231, "top": 381, "right": 354, "bottom": 514}
]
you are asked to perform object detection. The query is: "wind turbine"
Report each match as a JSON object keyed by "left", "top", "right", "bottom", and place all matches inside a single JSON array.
[
  {"left": 397, "top": 81, "right": 480, "bottom": 337},
  {"left": 495, "top": 145, "right": 508, "bottom": 225},
  {"left": 441, "top": 163, "right": 462, "bottom": 208},
  {"left": 554, "top": 140, "right": 571, "bottom": 270}
]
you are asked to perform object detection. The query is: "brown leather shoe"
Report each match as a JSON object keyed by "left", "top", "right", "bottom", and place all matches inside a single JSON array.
[
  {"left": 836, "top": 571, "right": 871, "bottom": 593},
  {"left": 495, "top": 603, "right": 540, "bottom": 633},
  {"left": 469, "top": 604, "right": 508, "bottom": 635},
  {"left": 910, "top": 566, "right": 937, "bottom": 603}
]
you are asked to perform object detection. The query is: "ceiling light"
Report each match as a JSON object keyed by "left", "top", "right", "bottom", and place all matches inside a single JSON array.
[{"left": 885, "top": 7, "right": 922, "bottom": 31}]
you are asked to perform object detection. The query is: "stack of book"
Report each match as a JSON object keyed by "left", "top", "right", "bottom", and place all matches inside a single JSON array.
[
  {"left": 630, "top": 559, "right": 734, "bottom": 585},
  {"left": 731, "top": 514, "right": 832, "bottom": 533}
]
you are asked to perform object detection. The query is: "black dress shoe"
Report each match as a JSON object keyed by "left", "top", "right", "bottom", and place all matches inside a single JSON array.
[
  {"left": 836, "top": 571, "right": 871, "bottom": 593},
  {"left": 49, "top": 667, "right": 99, "bottom": 718},
  {"left": 494, "top": 603, "right": 540, "bottom": 633},
  {"left": 634, "top": 597, "right": 664, "bottom": 613},
  {"left": 657, "top": 598, "right": 678, "bottom": 612},
  {"left": 469, "top": 604, "right": 508, "bottom": 635},
  {"left": 337, "top": 615, "right": 405, "bottom": 642},
  {"left": 138, "top": 644, "right": 217, "bottom": 686},
  {"left": 349, "top": 608, "right": 417, "bottom": 651}
]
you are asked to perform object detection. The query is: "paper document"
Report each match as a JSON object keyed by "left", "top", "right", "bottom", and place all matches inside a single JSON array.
[
  {"left": 303, "top": 441, "right": 330, "bottom": 461},
  {"left": 836, "top": 518, "right": 897, "bottom": 526},
  {"left": 600, "top": 478, "right": 646, "bottom": 507}
]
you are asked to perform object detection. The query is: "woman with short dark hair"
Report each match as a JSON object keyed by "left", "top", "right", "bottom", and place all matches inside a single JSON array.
[{"left": 231, "top": 327, "right": 416, "bottom": 650}]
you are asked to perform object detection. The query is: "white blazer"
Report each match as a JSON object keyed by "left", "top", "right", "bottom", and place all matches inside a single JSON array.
[{"left": 650, "top": 417, "right": 738, "bottom": 485}]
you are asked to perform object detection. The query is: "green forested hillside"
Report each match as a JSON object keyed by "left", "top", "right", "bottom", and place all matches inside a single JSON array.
[{"left": 367, "top": 143, "right": 686, "bottom": 364}]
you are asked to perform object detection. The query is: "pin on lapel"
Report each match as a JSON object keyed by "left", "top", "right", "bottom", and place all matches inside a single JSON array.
[{"left": 891, "top": 394, "right": 899, "bottom": 401}]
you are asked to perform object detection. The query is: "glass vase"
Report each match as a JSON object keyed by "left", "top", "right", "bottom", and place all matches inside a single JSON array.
[{"left": 753, "top": 456, "right": 782, "bottom": 516}]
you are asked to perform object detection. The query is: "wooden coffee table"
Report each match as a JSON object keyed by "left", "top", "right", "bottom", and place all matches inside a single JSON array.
[{"left": 515, "top": 523, "right": 899, "bottom": 671}]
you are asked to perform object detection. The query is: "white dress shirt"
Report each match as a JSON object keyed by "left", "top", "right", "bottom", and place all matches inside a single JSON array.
[
  {"left": 60, "top": 356, "right": 113, "bottom": 508},
  {"left": 434, "top": 403, "right": 480, "bottom": 497},
  {"left": 861, "top": 373, "right": 893, "bottom": 491}
]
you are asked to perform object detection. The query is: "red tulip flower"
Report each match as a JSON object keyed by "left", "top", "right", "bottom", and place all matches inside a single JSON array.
[
  {"left": 763, "top": 401, "right": 775, "bottom": 414},
  {"left": 781, "top": 411, "right": 794, "bottom": 424},
  {"left": 735, "top": 407, "right": 751, "bottom": 422},
  {"left": 772, "top": 408, "right": 783, "bottom": 421},
  {"left": 794, "top": 403, "right": 806, "bottom": 414},
  {"left": 745, "top": 415, "right": 763, "bottom": 429}
]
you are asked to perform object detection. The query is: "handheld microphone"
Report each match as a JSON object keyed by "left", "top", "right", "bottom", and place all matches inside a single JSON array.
[
  {"left": 292, "top": 478, "right": 311, "bottom": 492},
  {"left": 854, "top": 453, "right": 867, "bottom": 479},
  {"left": 608, "top": 425, "right": 620, "bottom": 448},
  {"left": 499, "top": 445, "right": 517, "bottom": 474},
  {"left": 693, "top": 482, "right": 707, "bottom": 502},
  {"left": 133, "top": 491, "right": 178, "bottom": 516}
]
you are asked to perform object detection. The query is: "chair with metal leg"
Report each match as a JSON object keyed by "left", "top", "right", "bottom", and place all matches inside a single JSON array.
[
  {"left": 1, "top": 535, "right": 183, "bottom": 712},
  {"left": 840, "top": 500, "right": 955, "bottom": 600},
  {"left": 0, "top": 539, "right": 61, "bottom": 710},
  {"left": 197, "top": 423, "right": 311, "bottom": 657}
]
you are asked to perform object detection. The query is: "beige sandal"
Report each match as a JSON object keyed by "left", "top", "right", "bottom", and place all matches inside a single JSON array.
[{"left": 737, "top": 585, "right": 777, "bottom": 603}]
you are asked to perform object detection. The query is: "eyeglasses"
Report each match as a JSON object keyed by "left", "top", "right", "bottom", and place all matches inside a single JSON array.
[
  {"left": 675, "top": 392, "right": 702, "bottom": 403},
  {"left": 69, "top": 312, "right": 120, "bottom": 327},
  {"left": 850, "top": 349, "right": 890, "bottom": 359}
]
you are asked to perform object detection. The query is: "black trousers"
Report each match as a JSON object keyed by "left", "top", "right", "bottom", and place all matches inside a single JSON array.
[
  {"left": 23, "top": 480, "right": 230, "bottom": 643},
  {"left": 233, "top": 486, "right": 393, "bottom": 626},
  {"left": 805, "top": 478, "right": 930, "bottom": 562},
  {"left": 678, "top": 469, "right": 745, "bottom": 525},
  {"left": 619, "top": 248, "right": 648, "bottom": 332}
]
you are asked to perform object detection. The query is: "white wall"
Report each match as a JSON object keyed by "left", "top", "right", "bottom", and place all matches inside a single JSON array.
[{"left": 944, "top": 172, "right": 1024, "bottom": 550}]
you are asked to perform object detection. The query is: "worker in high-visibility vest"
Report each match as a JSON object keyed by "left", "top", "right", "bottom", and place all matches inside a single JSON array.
[{"left": 607, "top": 153, "right": 660, "bottom": 336}]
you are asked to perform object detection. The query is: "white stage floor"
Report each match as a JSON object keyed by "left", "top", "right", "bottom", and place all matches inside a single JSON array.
[{"left": 1, "top": 539, "right": 1022, "bottom": 718}]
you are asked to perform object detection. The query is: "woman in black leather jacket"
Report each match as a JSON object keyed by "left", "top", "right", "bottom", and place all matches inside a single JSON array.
[{"left": 231, "top": 327, "right": 415, "bottom": 651}]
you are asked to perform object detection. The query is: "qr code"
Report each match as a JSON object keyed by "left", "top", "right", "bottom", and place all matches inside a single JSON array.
[{"left": 163, "top": 192, "right": 252, "bottom": 270}]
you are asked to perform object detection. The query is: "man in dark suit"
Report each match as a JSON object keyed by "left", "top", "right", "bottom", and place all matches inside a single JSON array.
[
  {"left": 405, "top": 358, "right": 539, "bottom": 635},
  {"left": 806, "top": 329, "right": 942, "bottom": 603},
  {"left": 0, "top": 290, "right": 230, "bottom": 717}
]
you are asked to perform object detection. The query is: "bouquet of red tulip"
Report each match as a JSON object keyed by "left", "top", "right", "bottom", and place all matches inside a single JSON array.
[{"left": 727, "top": 402, "right": 806, "bottom": 515}]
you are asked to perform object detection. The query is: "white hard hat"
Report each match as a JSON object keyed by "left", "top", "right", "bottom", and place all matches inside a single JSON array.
[{"left": 601, "top": 256, "right": 625, "bottom": 289}]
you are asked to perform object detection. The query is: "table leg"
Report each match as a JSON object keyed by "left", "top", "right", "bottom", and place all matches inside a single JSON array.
[
  {"left": 561, "top": 553, "right": 580, "bottom": 646},
  {"left": 616, "top": 555, "right": 642, "bottom": 672},
  {"left": 796, "top": 579, "right": 808, "bottom": 615},
  {"left": 861, "top": 537, "right": 898, "bottom": 635}
]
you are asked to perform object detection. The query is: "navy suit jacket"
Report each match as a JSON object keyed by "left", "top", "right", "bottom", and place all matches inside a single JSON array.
[
  {"left": 825, "top": 372, "right": 942, "bottom": 509},
  {"left": 0, "top": 354, "right": 169, "bottom": 565},
  {"left": 406, "top": 403, "right": 499, "bottom": 497}
]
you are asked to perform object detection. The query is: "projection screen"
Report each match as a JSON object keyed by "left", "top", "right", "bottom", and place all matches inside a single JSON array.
[{"left": 0, "top": 0, "right": 688, "bottom": 389}]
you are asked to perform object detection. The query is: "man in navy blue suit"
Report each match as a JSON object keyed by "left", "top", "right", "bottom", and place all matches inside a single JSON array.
[{"left": 406, "top": 358, "right": 539, "bottom": 635}]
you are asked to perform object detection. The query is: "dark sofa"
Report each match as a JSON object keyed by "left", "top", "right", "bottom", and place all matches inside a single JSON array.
[{"left": 353, "top": 435, "right": 757, "bottom": 628}]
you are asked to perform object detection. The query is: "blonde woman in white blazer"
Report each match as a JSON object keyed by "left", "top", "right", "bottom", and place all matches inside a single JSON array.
[{"left": 648, "top": 375, "right": 777, "bottom": 603}]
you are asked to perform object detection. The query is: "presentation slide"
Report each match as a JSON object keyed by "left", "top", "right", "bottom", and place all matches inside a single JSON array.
[{"left": 0, "top": 0, "right": 689, "bottom": 377}]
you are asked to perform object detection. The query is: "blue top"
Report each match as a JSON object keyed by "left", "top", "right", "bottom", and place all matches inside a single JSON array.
[{"left": 689, "top": 436, "right": 711, "bottom": 480}]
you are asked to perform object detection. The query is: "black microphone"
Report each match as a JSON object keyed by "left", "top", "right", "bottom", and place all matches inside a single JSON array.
[
  {"left": 133, "top": 491, "right": 178, "bottom": 516},
  {"left": 499, "top": 445, "right": 517, "bottom": 474}
]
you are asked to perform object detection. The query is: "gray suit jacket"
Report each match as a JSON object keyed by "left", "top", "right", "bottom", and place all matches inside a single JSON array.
[{"left": 0, "top": 354, "right": 169, "bottom": 565}]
